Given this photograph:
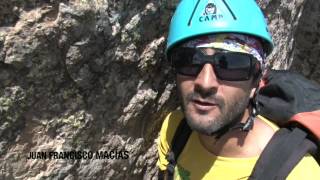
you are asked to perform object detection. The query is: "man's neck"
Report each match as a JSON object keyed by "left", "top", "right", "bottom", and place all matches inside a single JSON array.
[{"left": 198, "top": 109, "right": 276, "bottom": 158}]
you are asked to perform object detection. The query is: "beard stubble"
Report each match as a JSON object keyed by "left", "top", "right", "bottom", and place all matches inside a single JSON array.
[{"left": 180, "top": 89, "right": 251, "bottom": 135}]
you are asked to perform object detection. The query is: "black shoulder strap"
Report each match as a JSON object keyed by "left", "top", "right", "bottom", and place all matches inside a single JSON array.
[
  {"left": 249, "top": 127, "right": 319, "bottom": 180},
  {"left": 165, "top": 118, "right": 192, "bottom": 180}
]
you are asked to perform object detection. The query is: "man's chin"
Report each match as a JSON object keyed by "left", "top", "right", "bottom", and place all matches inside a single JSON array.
[{"left": 184, "top": 111, "right": 222, "bottom": 135}]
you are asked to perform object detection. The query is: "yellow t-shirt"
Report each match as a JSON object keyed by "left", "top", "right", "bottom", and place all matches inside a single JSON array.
[{"left": 157, "top": 110, "right": 320, "bottom": 180}]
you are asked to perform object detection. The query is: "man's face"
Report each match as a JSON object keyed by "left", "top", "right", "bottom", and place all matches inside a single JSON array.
[{"left": 176, "top": 48, "right": 256, "bottom": 135}]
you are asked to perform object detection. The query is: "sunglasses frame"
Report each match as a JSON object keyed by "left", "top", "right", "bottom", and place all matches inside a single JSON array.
[{"left": 169, "top": 47, "right": 261, "bottom": 81}]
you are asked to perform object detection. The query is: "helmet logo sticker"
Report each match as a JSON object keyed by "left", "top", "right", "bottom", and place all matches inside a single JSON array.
[
  {"left": 204, "top": 3, "right": 217, "bottom": 15},
  {"left": 199, "top": 1, "right": 223, "bottom": 22}
]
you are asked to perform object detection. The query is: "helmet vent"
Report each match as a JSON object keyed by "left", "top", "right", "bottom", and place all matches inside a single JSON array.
[
  {"left": 221, "top": 0, "right": 237, "bottom": 20},
  {"left": 188, "top": 0, "right": 202, "bottom": 26}
]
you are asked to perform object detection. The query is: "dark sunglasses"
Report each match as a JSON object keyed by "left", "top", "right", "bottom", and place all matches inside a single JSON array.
[{"left": 169, "top": 47, "right": 260, "bottom": 81}]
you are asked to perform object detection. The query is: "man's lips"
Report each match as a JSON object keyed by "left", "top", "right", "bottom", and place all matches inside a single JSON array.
[
  {"left": 191, "top": 99, "right": 218, "bottom": 111},
  {"left": 193, "top": 99, "right": 217, "bottom": 106}
]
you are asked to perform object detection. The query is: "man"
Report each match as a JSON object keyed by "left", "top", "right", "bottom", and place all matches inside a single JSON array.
[{"left": 157, "top": 0, "right": 320, "bottom": 179}]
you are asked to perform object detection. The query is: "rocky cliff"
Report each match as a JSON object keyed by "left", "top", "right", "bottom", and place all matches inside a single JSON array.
[{"left": 0, "top": 0, "right": 319, "bottom": 179}]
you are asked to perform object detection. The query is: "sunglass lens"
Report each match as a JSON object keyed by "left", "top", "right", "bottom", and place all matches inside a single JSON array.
[
  {"left": 171, "top": 48, "right": 194, "bottom": 66},
  {"left": 176, "top": 64, "right": 202, "bottom": 76},
  {"left": 171, "top": 48, "right": 201, "bottom": 76},
  {"left": 215, "top": 53, "right": 252, "bottom": 81}
]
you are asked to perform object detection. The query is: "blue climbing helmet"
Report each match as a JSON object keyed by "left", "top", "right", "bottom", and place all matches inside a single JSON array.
[{"left": 166, "top": 0, "right": 274, "bottom": 57}]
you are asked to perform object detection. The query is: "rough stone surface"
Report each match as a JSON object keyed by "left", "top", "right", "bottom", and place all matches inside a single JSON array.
[{"left": 0, "top": 0, "right": 319, "bottom": 179}]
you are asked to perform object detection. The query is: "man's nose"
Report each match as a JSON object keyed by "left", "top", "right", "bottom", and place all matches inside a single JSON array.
[{"left": 194, "top": 63, "right": 219, "bottom": 94}]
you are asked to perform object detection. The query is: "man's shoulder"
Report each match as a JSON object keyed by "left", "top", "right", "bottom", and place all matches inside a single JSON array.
[
  {"left": 159, "top": 110, "right": 185, "bottom": 143},
  {"left": 288, "top": 154, "right": 320, "bottom": 179},
  {"left": 256, "top": 115, "right": 320, "bottom": 179},
  {"left": 157, "top": 110, "right": 185, "bottom": 170},
  {"left": 257, "top": 115, "right": 279, "bottom": 131},
  {"left": 163, "top": 110, "right": 185, "bottom": 127}
]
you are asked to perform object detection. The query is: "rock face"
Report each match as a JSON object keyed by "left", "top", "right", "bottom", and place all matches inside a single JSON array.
[
  {"left": 0, "top": 0, "right": 319, "bottom": 179},
  {"left": 257, "top": 0, "right": 320, "bottom": 82}
]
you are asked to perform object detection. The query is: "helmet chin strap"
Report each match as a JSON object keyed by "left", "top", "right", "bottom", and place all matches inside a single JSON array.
[
  {"left": 232, "top": 79, "right": 262, "bottom": 132},
  {"left": 235, "top": 98, "right": 258, "bottom": 131},
  {"left": 212, "top": 90, "right": 260, "bottom": 139}
]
